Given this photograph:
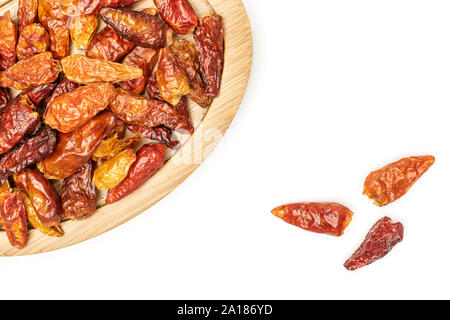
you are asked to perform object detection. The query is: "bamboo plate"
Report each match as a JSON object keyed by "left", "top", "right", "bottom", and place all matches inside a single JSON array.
[{"left": 0, "top": 0, "right": 252, "bottom": 256}]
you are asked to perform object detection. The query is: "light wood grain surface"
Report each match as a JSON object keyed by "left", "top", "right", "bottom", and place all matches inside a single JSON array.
[{"left": 0, "top": 0, "right": 252, "bottom": 256}]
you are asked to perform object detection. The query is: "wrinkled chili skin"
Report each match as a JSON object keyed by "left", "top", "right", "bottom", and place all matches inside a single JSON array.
[
  {"left": 110, "top": 88, "right": 190, "bottom": 131},
  {"left": 61, "top": 160, "right": 97, "bottom": 220},
  {"left": 5, "top": 52, "right": 61, "bottom": 87},
  {"left": 119, "top": 46, "right": 158, "bottom": 94},
  {"left": 146, "top": 75, "right": 193, "bottom": 133},
  {"left": 106, "top": 143, "right": 166, "bottom": 204},
  {"left": 128, "top": 124, "right": 179, "bottom": 149},
  {"left": 0, "top": 126, "right": 57, "bottom": 186},
  {"left": 0, "top": 190, "right": 28, "bottom": 249},
  {"left": 363, "top": 156, "right": 435, "bottom": 207},
  {"left": 16, "top": 24, "right": 49, "bottom": 61},
  {"left": 21, "top": 82, "right": 57, "bottom": 105},
  {"left": 194, "top": 13, "right": 224, "bottom": 98},
  {"left": 37, "top": 111, "right": 117, "bottom": 179},
  {"left": 93, "top": 149, "right": 137, "bottom": 190},
  {"left": 0, "top": 95, "right": 40, "bottom": 156},
  {"left": 86, "top": 26, "right": 135, "bottom": 62},
  {"left": 61, "top": 55, "right": 143, "bottom": 84},
  {"left": 344, "top": 217, "right": 404, "bottom": 271},
  {"left": 45, "top": 76, "right": 79, "bottom": 107},
  {"left": 0, "top": 72, "right": 31, "bottom": 90},
  {"left": 68, "top": 14, "right": 98, "bottom": 50},
  {"left": 271, "top": 202, "right": 354, "bottom": 237},
  {"left": 0, "top": 88, "right": 9, "bottom": 111},
  {"left": 38, "top": 0, "right": 70, "bottom": 60},
  {"left": 154, "top": 0, "right": 198, "bottom": 35},
  {"left": 156, "top": 47, "right": 190, "bottom": 107},
  {"left": 13, "top": 168, "right": 62, "bottom": 228},
  {"left": 0, "top": 11, "right": 18, "bottom": 71},
  {"left": 170, "top": 39, "right": 212, "bottom": 107},
  {"left": 61, "top": 0, "right": 141, "bottom": 15},
  {"left": 100, "top": 8, "right": 165, "bottom": 49},
  {"left": 18, "top": 0, "right": 39, "bottom": 28},
  {"left": 44, "top": 82, "right": 117, "bottom": 133}
]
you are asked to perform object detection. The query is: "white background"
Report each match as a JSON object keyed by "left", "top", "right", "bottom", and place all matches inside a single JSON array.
[{"left": 2, "top": 0, "right": 450, "bottom": 299}]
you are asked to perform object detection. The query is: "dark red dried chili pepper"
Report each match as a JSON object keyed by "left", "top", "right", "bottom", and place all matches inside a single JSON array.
[
  {"left": 100, "top": 7, "right": 165, "bottom": 49},
  {"left": 0, "top": 95, "right": 40, "bottom": 155},
  {"left": 154, "top": 0, "right": 198, "bottom": 35},
  {"left": 0, "top": 126, "right": 57, "bottom": 186},
  {"left": 106, "top": 143, "right": 166, "bottom": 204},
  {"left": 193, "top": 13, "right": 224, "bottom": 98},
  {"left": 61, "top": 160, "right": 97, "bottom": 220},
  {"left": 344, "top": 217, "right": 404, "bottom": 271},
  {"left": 21, "top": 83, "right": 57, "bottom": 105},
  {"left": 86, "top": 26, "right": 135, "bottom": 62},
  {"left": 271, "top": 202, "right": 354, "bottom": 236}
]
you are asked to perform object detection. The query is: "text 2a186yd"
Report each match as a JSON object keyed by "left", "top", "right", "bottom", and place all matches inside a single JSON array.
[{"left": 177, "top": 304, "right": 273, "bottom": 318}]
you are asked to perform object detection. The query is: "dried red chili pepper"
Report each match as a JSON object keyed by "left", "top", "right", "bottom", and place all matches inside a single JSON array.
[
  {"left": 0, "top": 126, "right": 57, "bottom": 186},
  {"left": 14, "top": 168, "right": 63, "bottom": 228},
  {"left": 100, "top": 7, "right": 165, "bottom": 49},
  {"left": 127, "top": 124, "right": 179, "bottom": 149},
  {"left": 154, "top": 0, "right": 198, "bottom": 35},
  {"left": 0, "top": 189, "right": 28, "bottom": 249},
  {"left": 86, "top": 26, "right": 135, "bottom": 62},
  {"left": 37, "top": 111, "right": 117, "bottom": 179},
  {"left": 16, "top": 23, "right": 50, "bottom": 61},
  {"left": 170, "top": 39, "right": 212, "bottom": 108},
  {"left": 363, "top": 155, "right": 435, "bottom": 207},
  {"left": 119, "top": 46, "right": 159, "bottom": 94},
  {"left": 0, "top": 95, "right": 40, "bottom": 155},
  {"left": 38, "top": 0, "right": 70, "bottom": 60},
  {"left": 344, "top": 217, "right": 404, "bottom": 271},
  {"left": 61, "top": 54, "right": 143, "bottom": 84},
  {"left": 45, "top": 76, "right": 79, "bottom": 107},
  {"left": 21, "top": 82, "right": 57, "bottom": 105},
  {"left": 18, "top": 0, "right": 39, "bottom": 28},
  {"left": 106, "top": 143, "right": 166, "bottom": 204},
  {"left": 61, "top": 160, "right": 97, "bottom": 220},
  {"left": 0, "top": 11, "right": 18, "bottom": 71},
  {"left": 61, "top": 0, "right": 141, "bottom": 15},
  {"left": 156, "top": 47, "right": 190, "bottom": 107},
  {"left": 68, "top": 14, "right": 98, "bottom": 50},
  {"left": 5, "top": 52, "right": 61, "bottom": 87},
  {"left": 194, "top": 13, "right": 224, "bottom": 98},
  {"left": 271, "top": 202, "right": 354, "bottom": 237},
  {"left": 0, "top": 87, "right": 9, "bottom": 111},
  {"left": 110, "top": 88, "right": 191, "bottom": 132},
  {"left": 44, "top": 82, "right": 117, "bottom": 133}
]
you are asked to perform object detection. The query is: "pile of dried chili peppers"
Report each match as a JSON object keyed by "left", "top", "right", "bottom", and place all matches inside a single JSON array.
[{"left": 0, "top": 0, "right": 224, "bottom": 249}]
